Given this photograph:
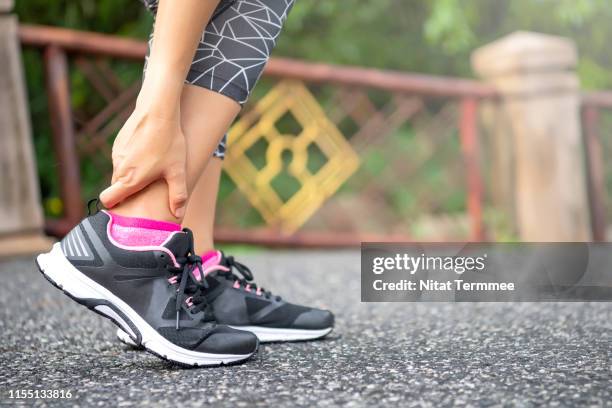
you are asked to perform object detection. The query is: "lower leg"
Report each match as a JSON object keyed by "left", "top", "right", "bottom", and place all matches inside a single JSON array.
[
  {"left": 183, "top": 157, "right": 223, "bottom": 253},
  {"left": 110, "top": 85, "right": 239, "bottom": 223}
]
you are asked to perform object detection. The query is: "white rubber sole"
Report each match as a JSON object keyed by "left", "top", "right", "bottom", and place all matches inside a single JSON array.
[
  {"left": 37, "top": 243, "right": 256, "bottom": 367},
  {"left": 117, "top": 324, "right": 332, "bottom": 346},
  {"left": 228, "top": 326, "right": 333, "bottom": 342},
  {"left": 117, "top": 327, "right": 143, "bottom": 348}
]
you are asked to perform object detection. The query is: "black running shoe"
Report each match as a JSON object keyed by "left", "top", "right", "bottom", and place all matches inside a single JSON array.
[
  {"left": 118, "top": 250, "right": 334, "bottom": 345},
  {"left": 36, "top": 211, "right": 258, "bottom": 366}
]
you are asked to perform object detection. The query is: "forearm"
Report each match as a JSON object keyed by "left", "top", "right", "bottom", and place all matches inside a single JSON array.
[
  {"left": 137, "top": 0, "right": 221, "bottom": 117},
  {"left": 102, "top": 0, "right": 221, "bottom": 218}
]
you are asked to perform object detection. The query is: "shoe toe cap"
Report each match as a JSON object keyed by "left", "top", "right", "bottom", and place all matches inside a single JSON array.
[
  {"left": 196, "top": 326, "right": 258, "bottom": 356},
  {"left": 292, "top": 308, "right": 334, "bottom": 330}
]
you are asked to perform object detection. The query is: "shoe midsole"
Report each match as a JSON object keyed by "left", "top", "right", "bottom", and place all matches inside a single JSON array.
[
  {"left": 228, "top": 326, "right": 333, "bottom": 342},
  {"left": 37, "top": 243, "right": 253, "bottom": 365},
  {"left": 118, "top": 325, "right": 333, "bottom": 344}
]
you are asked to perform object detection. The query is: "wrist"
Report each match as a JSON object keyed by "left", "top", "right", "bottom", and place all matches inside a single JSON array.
[
  {"left": 136, "top": 68, "right": 184, "bottom": 117},
  {"left": 134, "top": 94, "right": 179, "bottom": 119}
]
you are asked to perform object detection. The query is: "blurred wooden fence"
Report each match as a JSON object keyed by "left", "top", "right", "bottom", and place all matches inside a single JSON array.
[
  {"left": 582, "top": 92, "right": 612, "bottom": 241},
  {"left": 18, "top": 24, "right": 612, "bottom": 245},
  {"left": 18, "top": 24, "right": 498, "bottom": 246}
]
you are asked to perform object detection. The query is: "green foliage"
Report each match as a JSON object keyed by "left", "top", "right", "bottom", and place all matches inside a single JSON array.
[
  {"left": 425, "top": 0, "right": 476, "bottom": 54},
  {"left": 15, "top": 0, "right": 152, "bottom": 36},
  {"left": 278, "top": 0, "right": 612, "bottom": 87},
  {"left": 277, "top": 0, "right": 462, "bottom": 76},
  {"left": 14, "top": 0, "right": 612, "bottom": 229},
  {"left": 16, "top": 0, "right": 152, "bottom": 216},
  {"left": 16, "top": 0, "right": 612, "bottom": 116}
]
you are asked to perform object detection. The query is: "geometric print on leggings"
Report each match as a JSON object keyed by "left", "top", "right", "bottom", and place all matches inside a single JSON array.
[
  {"left": 187, "top": 0, "right": 296, "bottom": 104},
  {"left": 141, "top": 0, "right": 295, "bottom": 158}
]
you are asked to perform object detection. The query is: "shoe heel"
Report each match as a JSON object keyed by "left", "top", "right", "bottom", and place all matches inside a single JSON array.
[
  {"left": 37, "top": 244, "right": 97, "bottom": 299},
  {"left": 36, "top": 243, "right": 141, "bottom": 343}
]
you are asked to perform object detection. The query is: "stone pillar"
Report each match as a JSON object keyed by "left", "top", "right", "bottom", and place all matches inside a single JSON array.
[
  {"left": 472, "top": 31, "right": 591, "bottom": 241},
  {"left": 0, "top": 0, "right": 53, "bottom": 256}
]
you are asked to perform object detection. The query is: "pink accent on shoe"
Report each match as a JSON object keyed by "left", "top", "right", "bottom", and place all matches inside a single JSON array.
[
  {"left": 103, "top": 210, "right": 180, "bottom": 267},
  {"left": 192, "top": 263, "right": 229, "bottom": 281},
  {"left": 185, "top": 296, "right": 193, "bottom": 307},
  {"left": 190, "top": 265, "right": 202, "bottom": 282},
  {"left": 192, "top": 250, "right": 229, "bottom": 281},
  {"left": 233, "top": 281, "right": 241, "bottom": 289},
  {"left": 245, "top": 284, "right": 252, "bottom": 292}
]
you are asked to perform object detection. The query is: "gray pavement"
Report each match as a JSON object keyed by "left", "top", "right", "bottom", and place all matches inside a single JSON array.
[{"left": 0, "top": 250, "right": 611, "bottom": 407}]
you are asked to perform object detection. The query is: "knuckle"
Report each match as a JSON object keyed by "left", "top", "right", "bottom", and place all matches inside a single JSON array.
[
  {"left": 117, "top": 168, "right": 138, "bottom": 187},
  {"left": 172, "top": 191, "right": 188, "bottom": 204}
]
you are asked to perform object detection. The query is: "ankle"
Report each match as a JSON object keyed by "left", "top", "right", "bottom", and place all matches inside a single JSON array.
[
  {"left": 194, "top": 241, "right": 215, "bottom": 256},
  {"left": 110, "top": 180, "right": 182, "bottom": 224}
]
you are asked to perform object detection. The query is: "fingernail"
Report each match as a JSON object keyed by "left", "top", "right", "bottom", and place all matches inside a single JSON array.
[{"left": 99, "top": 188, "right": 114, "bottom": 208}]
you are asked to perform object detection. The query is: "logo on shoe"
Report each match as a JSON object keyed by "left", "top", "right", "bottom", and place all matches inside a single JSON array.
[{"left": 61, "top": 227, "right": 95, "bottom": 261}]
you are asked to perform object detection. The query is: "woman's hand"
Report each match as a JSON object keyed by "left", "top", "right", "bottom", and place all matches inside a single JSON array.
[{"left": 100, "top": 109, "right": 189, "bottom": 219}]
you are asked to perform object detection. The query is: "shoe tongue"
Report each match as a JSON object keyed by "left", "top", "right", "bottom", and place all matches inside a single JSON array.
[{"left": 162, "top": 231, "right": 191, "bottom": 257}]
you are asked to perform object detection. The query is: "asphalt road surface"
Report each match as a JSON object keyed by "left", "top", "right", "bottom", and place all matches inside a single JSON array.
[{"left": 1, "top": 250, "right": 611, "bottom": 407}]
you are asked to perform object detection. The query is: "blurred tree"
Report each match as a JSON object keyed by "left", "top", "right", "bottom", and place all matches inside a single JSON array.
[
  {"left": 15, "top": 0, "right": 152, "bottom": 37},
  {"left": 276, "top": 0, "right": 612, "bottom": 88},
  {"left": 16, "top": 0, "right": 612, "bottom": 91},
  {"left": 14, "top": 0, "right": 612, "bottom": 217}
]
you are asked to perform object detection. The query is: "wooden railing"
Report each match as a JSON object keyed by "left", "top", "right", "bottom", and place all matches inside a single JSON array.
[
  {"left": 582, "top": 91, "right": 612, "bottom": 241},
  {"left": 19, "top": 24, "right": 498, "bottom": 246}
]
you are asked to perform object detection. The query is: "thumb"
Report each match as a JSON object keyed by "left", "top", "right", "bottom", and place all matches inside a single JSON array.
[
  {"left": 165, "top": 169, "right": 188, "bottom": 219},
  {"left": 100, "top": 168, "right": 148, "bottom": 209}
]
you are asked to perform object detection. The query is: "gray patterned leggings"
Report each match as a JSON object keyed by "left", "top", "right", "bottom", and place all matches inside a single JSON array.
[{"left": 142, "top": 0, "right": 295, "bottom": 159}]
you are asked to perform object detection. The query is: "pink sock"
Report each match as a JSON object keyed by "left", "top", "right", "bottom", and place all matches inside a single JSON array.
[
  {"left": 201, "top": 250, "right": 221, "bottom": 265},
  {"left": 108, "top": 212, "right": 181, "bottom": 247}
]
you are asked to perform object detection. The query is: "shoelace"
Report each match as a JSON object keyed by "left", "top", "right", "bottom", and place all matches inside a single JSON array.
[
  {"left": 165, "top": 229, "right": 213, "bottom": 330},
  {"left": 220, "top": 255, "right": 280, "bottom": 301}
]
